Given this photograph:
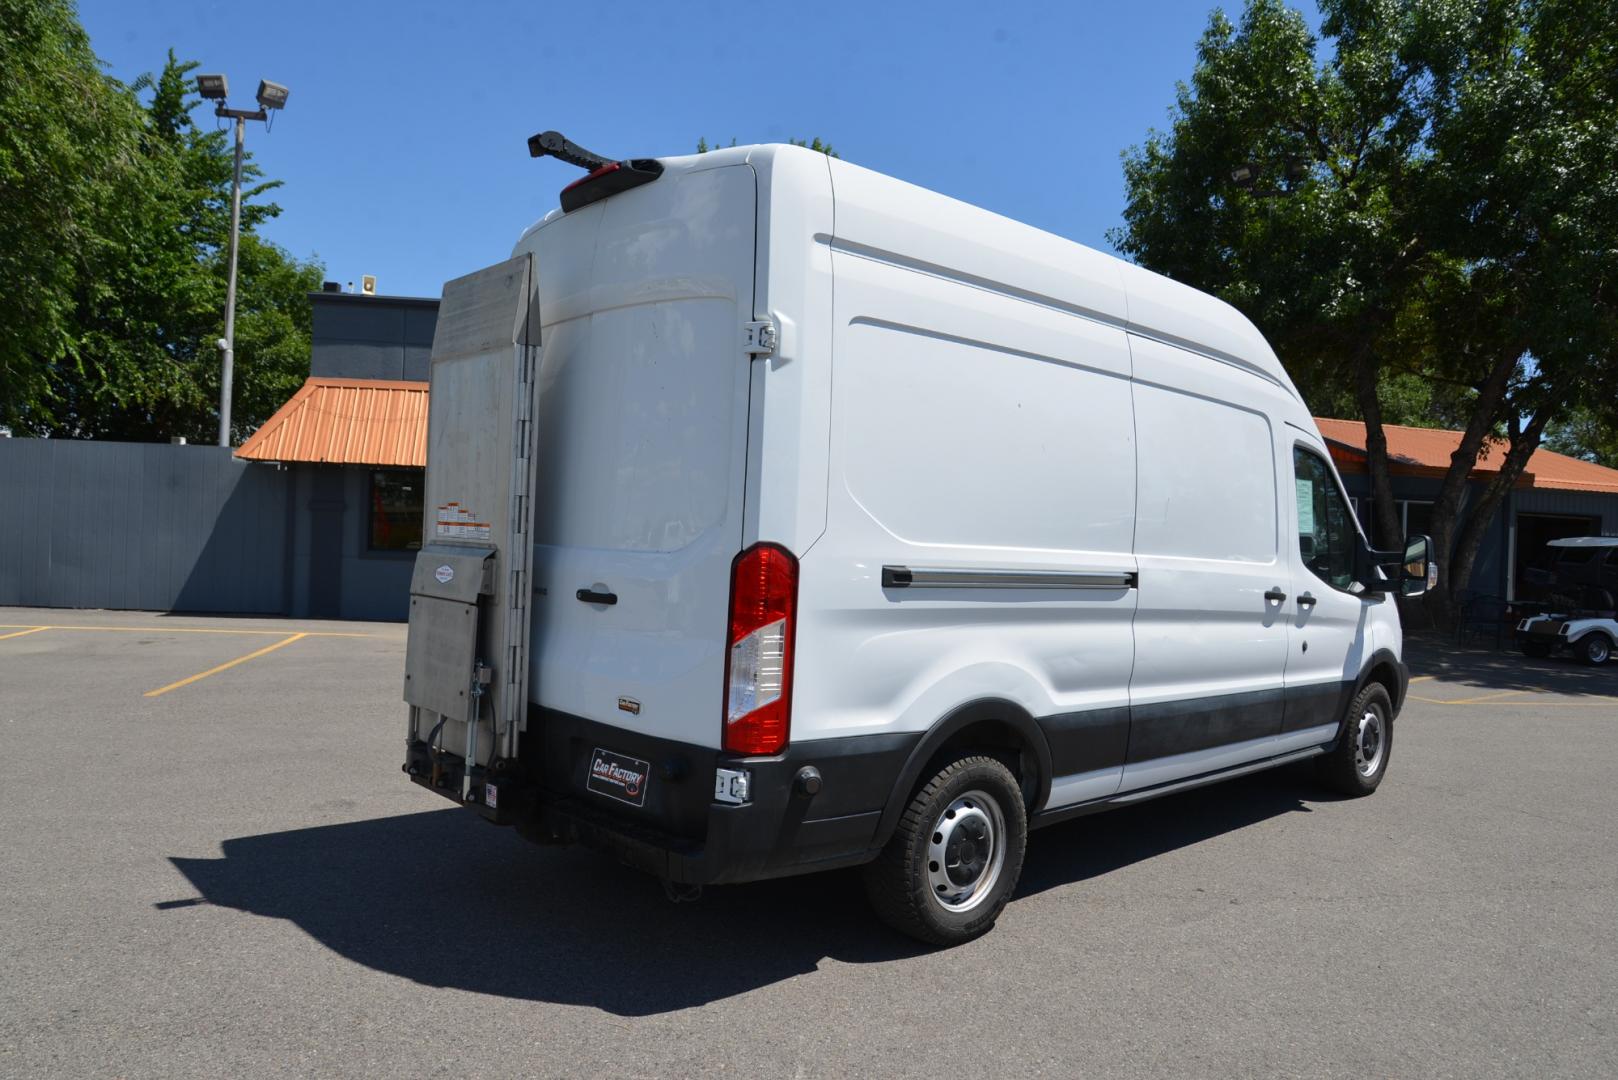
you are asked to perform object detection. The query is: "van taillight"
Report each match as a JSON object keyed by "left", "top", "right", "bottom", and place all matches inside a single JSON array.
[{"left": 723, "top": 543, "right": 797, "bottom": 755}]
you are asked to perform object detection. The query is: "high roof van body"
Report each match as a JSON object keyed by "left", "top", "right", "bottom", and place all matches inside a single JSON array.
[{"left": 402, "top": 143, "right": 1429, "bottom": 944}]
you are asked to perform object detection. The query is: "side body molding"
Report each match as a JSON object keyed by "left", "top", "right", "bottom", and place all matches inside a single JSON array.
[{"left": 868, "top": 651, "right": 1405, "bottom": 852}]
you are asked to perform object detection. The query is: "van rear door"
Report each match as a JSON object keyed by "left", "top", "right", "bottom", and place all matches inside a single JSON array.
[{"left": 520, "top": 163, "right": 758, "bottom": 751}]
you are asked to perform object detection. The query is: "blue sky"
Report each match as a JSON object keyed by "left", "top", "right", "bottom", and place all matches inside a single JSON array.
[{"left": 79, "top": 0, "right": 1320, "bottom": 299}]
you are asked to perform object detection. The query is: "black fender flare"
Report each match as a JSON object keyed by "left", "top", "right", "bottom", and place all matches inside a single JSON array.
[
  {"left": 1358, "top": 647, "right": 1410, "bottom": 713},
  {"left": 871, "top": 699, "right": 1054, "bottom": 850},
  {"left": 1326, "top": 648, "right": 1408, "bottom": 752}
]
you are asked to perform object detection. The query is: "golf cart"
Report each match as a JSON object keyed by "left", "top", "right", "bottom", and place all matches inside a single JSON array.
[{"left": 1514, "top": 537, "right": 1618, "bottom": 665}]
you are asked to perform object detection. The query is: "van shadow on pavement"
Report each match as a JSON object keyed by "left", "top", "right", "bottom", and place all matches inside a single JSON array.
[{"left": 165, "top": 773, "right": 1314, "bottom": 1016}]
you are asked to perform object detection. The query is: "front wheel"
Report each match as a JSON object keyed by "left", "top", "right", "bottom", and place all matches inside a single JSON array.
[
  {"left": 1315, "top": 682, "right": 1393, "bottom": 797},
  {"left": 862, "top": 755, "right": 1027, "bottom": 946},
  {"left": 1576, "top": 633, "right": 1612, "bottom": 666}
]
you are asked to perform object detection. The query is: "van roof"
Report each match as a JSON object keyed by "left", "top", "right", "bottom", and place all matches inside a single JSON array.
[{"left": 517, "top": 143, "right": 1301, "bottom": 399}]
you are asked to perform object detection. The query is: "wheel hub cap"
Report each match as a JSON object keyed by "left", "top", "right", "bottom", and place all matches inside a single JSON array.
[
  {"left": 926, "top": 790, "right": 1008, "bottom": 914},
  {"left": 1354, "top": 710, "right": 1385, "bottom": 777}
]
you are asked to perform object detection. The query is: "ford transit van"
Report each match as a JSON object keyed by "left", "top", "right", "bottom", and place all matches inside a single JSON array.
[{"left": 401, "top": 137, "right": 1433, "bottom": 945}]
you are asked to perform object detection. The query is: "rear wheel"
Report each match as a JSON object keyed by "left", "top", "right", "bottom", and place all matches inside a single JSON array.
[
  {"left": 1315, "top": 682, "right": 1392, "bottom": 797},
  {"left": 1576, "top": 633, "right": 1612, "bottom": 666},
  {"left": 1520, "top": 640, "right": 1554, "bottom": 659},
  {"left": 863, "top": 755, "right": 1027, "bottom": 946}
]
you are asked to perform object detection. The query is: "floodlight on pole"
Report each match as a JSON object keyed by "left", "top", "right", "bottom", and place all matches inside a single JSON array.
[
  {"left": 200, "top": 72, "right": 290, "bottom": 447},
  {"left": 256, "top": 80, "right": 290, "bottom": 110},
  {"left": 195, "top": 73, "right": 229, "bottom": 100}
]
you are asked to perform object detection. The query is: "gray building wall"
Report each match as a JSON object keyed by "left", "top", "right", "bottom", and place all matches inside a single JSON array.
[
  {"left": 289, "top": 290, "right": 433, "bottom": 621},
  {"left": 286, "top": 464, "right": 414, "bottom": 622},
  {"left": 0, "top": 441, "right": 289, "bottom": 614},
  {"left": 308, "top": 291, "right": 437, "bottom": 382},
  {"left": 0, "top": 293, "right": 438, "bottom": 622},
  {"left": 0, "top": 441, "right": 416, "bottom": 620}
]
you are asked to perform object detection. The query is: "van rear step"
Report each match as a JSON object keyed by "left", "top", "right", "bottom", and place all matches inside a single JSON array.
[{"left": 403, "top": 742, "right": 526, "bottom": 826}]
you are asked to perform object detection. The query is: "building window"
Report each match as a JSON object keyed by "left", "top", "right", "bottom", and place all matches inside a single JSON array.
[
  {"left": 369, "top": 469, "right": 423, "bottom": 551},
  {"left": 1401, "top": 500, "right": 1434, "bottom": 538}
]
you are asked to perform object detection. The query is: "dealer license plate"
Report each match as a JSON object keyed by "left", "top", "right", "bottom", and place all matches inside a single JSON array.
[{"left": 586, "top": 747, "right": 651, "bottom": 807}]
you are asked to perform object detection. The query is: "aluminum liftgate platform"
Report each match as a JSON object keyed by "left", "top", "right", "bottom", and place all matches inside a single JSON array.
[{"left": 402, "top": 254, "right": 540, "bottom": 821}]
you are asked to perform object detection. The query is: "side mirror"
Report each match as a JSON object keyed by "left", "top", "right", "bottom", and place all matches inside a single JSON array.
[{"left": 1400, "top": 534, "right": 1435, "bottom": 597}]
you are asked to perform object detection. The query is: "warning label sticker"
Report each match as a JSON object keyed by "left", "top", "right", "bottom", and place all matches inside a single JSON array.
[{"left": 434, "top": 502, "right": 492, "bottom": 541}]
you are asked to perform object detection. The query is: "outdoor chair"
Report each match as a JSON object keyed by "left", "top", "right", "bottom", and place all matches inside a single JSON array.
[{"left": 1455, "top": 591, "right": 1510, "bottom": 648}]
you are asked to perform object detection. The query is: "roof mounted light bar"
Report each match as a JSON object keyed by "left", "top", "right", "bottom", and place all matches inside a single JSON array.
[{"left": 527, "top": 129, "right": 664, "bottom": 213}]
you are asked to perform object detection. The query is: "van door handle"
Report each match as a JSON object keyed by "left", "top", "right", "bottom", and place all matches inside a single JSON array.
[
  {"left": 576, "top": 588, "right": 617, "bottom": 606},
  {"left": 1264, "top": 588, "right": 1287, "bottom": 603},
  {"left": 1298, "top": 592, "right": 1317, "bottom": 608}
]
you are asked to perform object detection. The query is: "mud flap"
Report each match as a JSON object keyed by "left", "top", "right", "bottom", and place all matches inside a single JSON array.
[{"left": 403, "top": 254, "right": 541, "bottom": 808}]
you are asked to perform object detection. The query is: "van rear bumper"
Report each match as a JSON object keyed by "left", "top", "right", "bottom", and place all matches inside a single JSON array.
[{"left": 530, "top": 710, "right": 919, "bottom": 885}]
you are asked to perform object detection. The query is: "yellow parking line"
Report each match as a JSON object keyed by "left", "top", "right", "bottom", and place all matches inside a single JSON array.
[
  {"left": 0, "top": 624, "right": 379, "bottom": 638},
  {"left": 144, "top": 633, "right": 309, "bottom": 698},
  {"left": 1409, "top": 691, "right": 1618, "bottom": 707},
  {"left": 1441, "top": 689, "right": 1534, "bottom": 705},
  {"left": 0, "top": 626, "right": 49, "bottom": 641},
  {"left": 1408, "top": 692, "right": 1523, "bottom": 705},
  {"left": 1408, "top": 675, "right": 1435, "bottom": 683}
]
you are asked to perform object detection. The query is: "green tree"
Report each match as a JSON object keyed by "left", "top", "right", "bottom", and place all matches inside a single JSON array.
[
  {"left": 0, "top": 7, "right": 321, "bottom": 442},
  {"left": 57, "top": 51, "right": 321, "bottom": 442},
  {"left": 1112, "top": 0, "right": 1617, "bottom": 621},
  {"left": 0, "top": 0, "right": 145, "bottom": 425},
  {"left": 1545, "top": 406, "right": 1618, "bottom": 469}
]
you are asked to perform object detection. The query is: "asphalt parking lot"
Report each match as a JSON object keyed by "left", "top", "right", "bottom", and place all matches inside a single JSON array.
[{"left": 2, "top": 608, "right": 1616, "bottom": 1078}]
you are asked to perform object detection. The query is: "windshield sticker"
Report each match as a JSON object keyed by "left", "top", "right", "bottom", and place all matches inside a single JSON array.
[{"left": 1295, "top": 479, "right": 1316, "bottom": 534}]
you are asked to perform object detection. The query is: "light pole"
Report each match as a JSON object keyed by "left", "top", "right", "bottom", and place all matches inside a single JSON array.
[{"left": 194, "top": 74, "right": 290, "bottom": 446}]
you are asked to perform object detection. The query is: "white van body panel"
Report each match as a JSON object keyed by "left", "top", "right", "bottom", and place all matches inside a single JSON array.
[
  {"left": 1118, "top": 333, "right": 1295, "bottom": 793},
  {"left": 790, "top": 159, "right": 1140, "bottom": 802},
  {"left": 739, "top": 147, "right": 837, "bottom": 554},
  {"left": 469, "top": 145, "right": 1404, "bottom": 879},
  {"left": 514, "top": 158, "right": 760, "bottom": 750}
]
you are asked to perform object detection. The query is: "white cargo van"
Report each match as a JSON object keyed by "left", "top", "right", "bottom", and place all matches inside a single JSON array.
[{"left": 402, "top": 135, "right": 1434, "bottom": 945}]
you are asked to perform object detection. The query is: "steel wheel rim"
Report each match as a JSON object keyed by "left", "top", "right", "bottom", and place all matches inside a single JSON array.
[
  {"left": 1354, "top": 709, "right": 1385, "bottom": 777},
  {"left": 1589, "top": 638, "right": 1610, "bottom": 663},
  {"left": 926, "top": 788, "right": 1007, "bottom": 914}
]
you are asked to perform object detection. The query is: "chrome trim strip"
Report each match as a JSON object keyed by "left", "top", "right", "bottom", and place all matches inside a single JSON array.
[
  {"left": 1108, "top": 745, "right": 1327, "bottom": 805},
  {"left": 881, "top": 566, "right": 1137, "bottom": 590}
]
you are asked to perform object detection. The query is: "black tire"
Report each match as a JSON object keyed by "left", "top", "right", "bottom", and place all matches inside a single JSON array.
[
  {"left": 862, "top": 755, "right": 1027, "bottom": 947},
  {"left": 1576, "top": 633, "right": 1613, "bottom": 666},
  {"left": 1315, "top": 682, "right": 1393, "bottom": 797},
  {"left": 1520, "top": 640, "right": 1554, "bottom": 659}
]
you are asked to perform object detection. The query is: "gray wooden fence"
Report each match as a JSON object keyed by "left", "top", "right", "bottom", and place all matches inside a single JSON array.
[{"left": 0, "top": 440, "right": 289, "bottom": 614}]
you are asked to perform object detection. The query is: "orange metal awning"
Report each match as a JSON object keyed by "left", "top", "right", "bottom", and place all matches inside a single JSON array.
[
  {"left": 235, "top": 377, "right": 427, "bottom": 467},
  {"left": 1314, "top": 417, "right": 1618, "bottom": 494}
]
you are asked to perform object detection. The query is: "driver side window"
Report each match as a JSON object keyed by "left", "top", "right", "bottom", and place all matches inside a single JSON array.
[{"left": 1294, "top": 447, "right": 1355, "bottom": 591}]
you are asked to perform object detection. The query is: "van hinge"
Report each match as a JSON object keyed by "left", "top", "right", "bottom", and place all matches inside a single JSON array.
[{"left": 742, "top": 320, "right": 777, "bottom": 357}]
